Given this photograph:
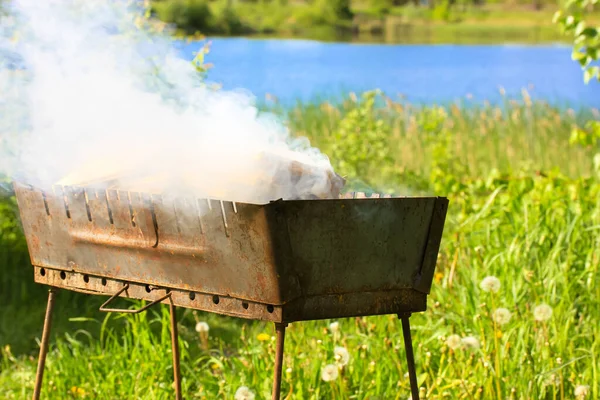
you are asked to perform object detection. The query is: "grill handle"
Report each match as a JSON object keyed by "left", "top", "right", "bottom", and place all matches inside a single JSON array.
[{"left": 99, "top": 284, "right": 172, "bottom": 313}]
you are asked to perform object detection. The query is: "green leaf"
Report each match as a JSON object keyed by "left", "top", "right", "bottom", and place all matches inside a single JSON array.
[
  {"left": 552, "top": 10, "right": 563, "bottom": 23},
  {"left": 564, "top": 0, "right": 578, "bottom": 8},
  {"left": 583, "top": 66, "right": 599, "bottom": 83},
  {"left": 574, "top": 21, "right": 586, "bottom": 36},
  {"left": 571, "top": 49, "right": 587, "bottom": 60},
  {"left": 580, "top": 27, "right": 599, "bottom": 38}
]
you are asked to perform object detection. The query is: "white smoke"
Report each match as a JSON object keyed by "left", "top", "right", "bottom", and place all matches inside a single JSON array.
[{"left": 0, "top": 0, "right": 341, "bottom": 204}]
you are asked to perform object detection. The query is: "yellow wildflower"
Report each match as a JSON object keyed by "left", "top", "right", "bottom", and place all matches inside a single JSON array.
[
  {"left": 70, "top": 386, "right": 86, "bottom": 397},
  {"left": 257, "top": 333, "right": 270, "bottom": 342}
]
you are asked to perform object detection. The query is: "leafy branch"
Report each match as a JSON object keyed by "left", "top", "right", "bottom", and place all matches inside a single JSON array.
[{"left": 553, "top": 0, "right": 600, "bottom": 83}]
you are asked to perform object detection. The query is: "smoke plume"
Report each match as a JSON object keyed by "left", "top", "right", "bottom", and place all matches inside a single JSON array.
[{"left": 0, "top": 0, "right": 342, "bottom": 204}]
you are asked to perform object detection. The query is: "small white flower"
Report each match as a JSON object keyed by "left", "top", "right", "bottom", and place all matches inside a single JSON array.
[
  {"left": 461, "top": 336, "right": 481, "bottom": 350},
  {"left": 575, "top": 384, "right": 590, "bottom": 399},
  {"left": 334, "top": 346, "right": 350, "bottom": 366},
  {"left": 533, "top": 303, "right": 553, "bottom": 322},
  {"left": 321, "top": 364, "right": 339, "bottom": 382},
  {"left": 234, "top": 386, "right": 255, "bottom": 400},
  {"left": 285, "top": 367, "right": 293, "bottom": 374},
  {"left": 492, "top": 308, "right": 512, "bottom": 325},
  {"left": 543, "top": 374, "right": 559, "bottom": 387},
  {"left": 195, "top": 321, "right": 210, "bottom": 333},
  {"left": 480, "top": 276, "right": 501, "bottom": 293},
  {"left": 446, "top": 334, "right": 462, "bottom": 350},
  {"left": 329, "top": 321, "right": 340, "bottom": 333}
]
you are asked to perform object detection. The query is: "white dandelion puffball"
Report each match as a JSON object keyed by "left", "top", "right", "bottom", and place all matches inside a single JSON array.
[
  {"left": 234, "top": 386, "right": 255, "bottom": 400},
  {"left": 321, "top": 364, "right": 339, "bottom": 382},
  {"left": 575, "top": 385, "right": 590, "bottom": 399},
  {"left": 334, "top": 346, "right": 350, "bottom": 366},
  {"left": 480, "top": 276, "right": 501, "bottom": 293},
  {"left": 492, "top": 308, "right": 512, "bottom": 325},
  {"left": 446, "top": 334, "right": 462, "bottom": 350},
  {"left": 533, "top": 303, "right": 553, "bottom": 322},
  {"left": 461, "top": 336, "right": 481, "bottom": 350},
  {"left": 195, "top": 321, "right": 210, "bottom": 333},
  {"left": 329, "top": 321, "right": 340, "bottom": 333}
]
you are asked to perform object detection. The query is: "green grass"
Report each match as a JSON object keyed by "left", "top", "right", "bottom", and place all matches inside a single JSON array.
[{"left": 1, "top": 91, "right": 600, "bottom": 399}]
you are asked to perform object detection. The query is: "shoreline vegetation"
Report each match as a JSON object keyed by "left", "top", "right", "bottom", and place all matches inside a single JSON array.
[{"left": 149, "top": 0, "right": 600, "bottom": 44}]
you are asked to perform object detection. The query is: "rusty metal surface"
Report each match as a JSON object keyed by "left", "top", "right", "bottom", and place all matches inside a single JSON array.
[
  {"left": 15, "top": 183, "right": 290, "bottom": 305},
  {"left": 282, "top": 289, "right": 427, "bottom": 322},
  {"left": 32, "top": 288, "right": 56, "bottom": 400},
  {"left": 272, "top": 323, "right": 288, "bottom": 400},
  {"left": 34, "top": 267, "right": 284, "bottom": 322},
  {"left": 169, "top": 301, "right": 182, "bottom": 400},
  {"left": 33, "top": 267, "right": 428, "bottom": 322},
  {"left": 16, "top": 182, "right": 448, "bottom": 321},
  {"left": 413, "top": 197, "right": 449, "bottom": 294},
  {"left": 400, "top": 315, "right": 420, "bottom": 400}
]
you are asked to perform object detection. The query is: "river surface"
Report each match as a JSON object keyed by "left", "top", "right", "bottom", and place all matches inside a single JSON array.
[{"left": 176, "top": 37, "right": 600, "bottom": 109}]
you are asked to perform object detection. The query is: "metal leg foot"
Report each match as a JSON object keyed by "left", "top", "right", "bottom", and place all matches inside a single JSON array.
[
  {"left": 271, "top": 323, "right": 287, "bottom": 400},
  {"left": 400, "top": 314, "right": 420, "bottom": 400},
  {"left": 169, "top": 300, "right": 182, "bottom": 400},
  {"left": 32, "top": 288, "right": 57, "bottom": 400}
]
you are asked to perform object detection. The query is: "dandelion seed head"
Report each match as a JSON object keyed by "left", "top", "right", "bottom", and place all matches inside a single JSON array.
[
  {"left": 461, "top": 336, "right": 480, "bottom": 350},
  {"left": 334, "top": 346, "right": 350, "bottom": 366},
  {"left": 321, "top": 364, "right": 339, "bottom": 382},
  {"left": 534, "top": 303, "right": 553, "bottom": 322},
  {"left": 543, "top": 374, "right": 559, "bottom": 387},
  {"left": 329, "top": 321, "right": 339, "bottom": 333},
  {"left": 446, "top": 334, "right": 462, "bottom": 350},
  {"left": 195, "top": 322, "right": 209, "bottom": 333},
  {"left": 234, "top": 386, "right": 255, "bottom": 400},
  {"left": 492, "top": 308, "right": 512, "bottom": 325},
  {"left": 480, "top": 276, "right": 501, "bottom": 293},
  {"left": 575, "top": 385, "right": 590, "bottom": 398}
]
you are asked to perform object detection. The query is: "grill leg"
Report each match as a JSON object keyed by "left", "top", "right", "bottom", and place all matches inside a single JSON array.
[
  {"left": 32, "top": 288, "right": 57, "bottom": 400},
  {"left": 271, "top": 323, "right": 287, "bottom": 400},
  {"left": 400, "top": 314, "right": 420, "bottom": 400},
  {"left": 169, "top": 301, "right": 182, "bottom": 400}
]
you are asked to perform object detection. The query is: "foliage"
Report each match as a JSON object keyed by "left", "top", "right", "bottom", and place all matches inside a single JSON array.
[
  {"left": 320, "top": 0, "right": 354, "bottom": 22},
  {"left": 144, "top": 0, "right": 591, "bottom": 42},
  {"left": 367, "top": 0, "right": 397, "bottom": 15},
  {"left": 553, "top": 0, "right": 600, "bottom": 83},
  {"left": 325, "top": 90, "right": 393, "bottom": 187},
  {"left": 152, "top": 0, "right": 214, "bottom": 34},
  {"left": 212, "top": 4, "right": 246, "bottom": 35}
]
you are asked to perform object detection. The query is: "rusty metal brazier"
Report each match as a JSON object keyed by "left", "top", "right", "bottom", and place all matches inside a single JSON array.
[{"left": 14, "top": 182, "right": 448, "bottom": 400}]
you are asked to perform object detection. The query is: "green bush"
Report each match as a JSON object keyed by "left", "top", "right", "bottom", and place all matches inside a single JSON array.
[
  {"left": 368, "top": 0, "right": 397, "bottom": 15},
  {"left": 212, "top": 4, "right": 247, "bottom": 35},
  {"left": 152, "top": 0, "right": 213, "bottom": 33},
  {"left": 293, "top": 0, "right": 354, "bottom": 29},
  {"left": 325, "top": 90, "right": 393, "bottom": 187}
]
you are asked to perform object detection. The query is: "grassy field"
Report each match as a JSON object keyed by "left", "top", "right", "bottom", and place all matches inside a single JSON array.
[{"left": 0, "top": 90, "right": 599, "bottom": 399}]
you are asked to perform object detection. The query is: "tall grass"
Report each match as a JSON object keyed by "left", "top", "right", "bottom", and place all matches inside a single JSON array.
[{"left": 1, "top": 93, "right": 599, "bottom": 399}]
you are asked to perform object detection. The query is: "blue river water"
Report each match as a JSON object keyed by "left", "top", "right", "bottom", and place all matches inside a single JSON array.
[{"left": 176, "top": 38, "right": 599, "bottom": 109}]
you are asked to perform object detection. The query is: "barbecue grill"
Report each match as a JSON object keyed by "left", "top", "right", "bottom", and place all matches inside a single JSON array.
[{"left": 13, "top": 180, "right": 448, "bottom": 400}]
